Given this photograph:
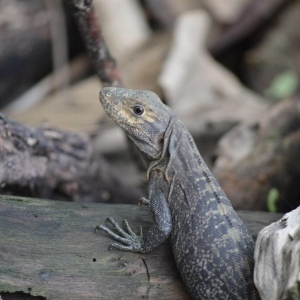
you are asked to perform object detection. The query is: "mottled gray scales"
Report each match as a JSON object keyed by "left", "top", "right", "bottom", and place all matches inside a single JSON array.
[{"left": 97, "top": 87, "right": 260, "bottom": 300}]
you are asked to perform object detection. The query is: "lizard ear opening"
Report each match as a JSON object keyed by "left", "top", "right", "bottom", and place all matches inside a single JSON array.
[{"left": 157, "top": 133, "right": 164, "bottom": 147}]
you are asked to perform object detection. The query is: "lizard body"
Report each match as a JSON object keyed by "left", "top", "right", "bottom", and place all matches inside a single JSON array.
[{"left": 97, "top": 87, "right": 259, "bottom": 300}]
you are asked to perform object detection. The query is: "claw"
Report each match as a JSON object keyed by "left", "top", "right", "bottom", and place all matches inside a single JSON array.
[
  {"left": 140, "top": 226, "right": 143, "bottom": 236},
  {"left": 106, "top": 217, "right": 130, "bottom": 238},
  {"left": 97, "top": 224, "right": 131, "bottom": 245},
  {"left": 123, "top": 219, "right": 136, "bottom": 236},
  {"left": 96, "top": 217, "right": 145, "bottom": 253},
  {"left": 138, "top": 197, "right": 150, "bottom": 206},
  {"left": 110, "top": 243, "right": 136, "bottom": 251}
]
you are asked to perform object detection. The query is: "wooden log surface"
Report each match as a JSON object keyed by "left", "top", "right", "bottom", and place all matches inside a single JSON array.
[{"left": 0, "top": 195, "right": 282, "bottom": 300}]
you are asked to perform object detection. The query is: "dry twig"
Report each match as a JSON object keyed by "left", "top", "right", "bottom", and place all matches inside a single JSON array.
[{"left": 67, "top": 0, "right": 122, "bottom": 86}]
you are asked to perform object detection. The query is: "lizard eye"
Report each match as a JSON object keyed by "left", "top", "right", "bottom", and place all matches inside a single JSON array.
[{"left": 132, "top": 105, "right": 145, "bottom": 116}]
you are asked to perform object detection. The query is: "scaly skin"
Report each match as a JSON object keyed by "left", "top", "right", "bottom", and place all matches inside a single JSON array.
[{"left": 97, "top": 87, "right": 260, "bottom": 300}]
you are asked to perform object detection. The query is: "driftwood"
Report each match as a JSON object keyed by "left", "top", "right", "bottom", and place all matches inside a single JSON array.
[
  {"left": 0, "top": 114, "right": 141, "bottom": 204},
  {"left": 254, "top": 206, "right": 300, "bottom": 300},
  {"left": 214, "top": 97, "right": 300, "bottom": 211},
  {"left": 0, "top": 195, "right": 282, "bottom": 300}
]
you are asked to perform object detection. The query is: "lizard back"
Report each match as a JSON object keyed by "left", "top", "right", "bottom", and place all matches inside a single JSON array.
[{"left": 149, "top": 116, "right": 259, "bottom": 299}]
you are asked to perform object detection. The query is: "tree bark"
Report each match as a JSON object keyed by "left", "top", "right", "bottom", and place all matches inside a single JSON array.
[
  {"left": 0, "top": 113, "right": 142, "bottom": 204},
  {"left": 67, "top": 0, "right": 122, "bottom": 87},
  {"left": 0, "top": 195, "right": 282, "bottom": 300}
]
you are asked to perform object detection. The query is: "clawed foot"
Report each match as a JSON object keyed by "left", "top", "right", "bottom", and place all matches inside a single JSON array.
[
  {"left": 95, "top": 217, "right": 145, "bottom": 253},
  {"left": 138, "top": 197, "right": 150, "bottom": 206}
]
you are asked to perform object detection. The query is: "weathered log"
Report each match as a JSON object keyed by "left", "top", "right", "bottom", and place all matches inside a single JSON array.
[
  {"left": 0, "top": 195, "right": 281, "bottom": 299},
  {"left": 214, "top": 97, "right": 300, "bottom": 211},
  {"left": 254, "top": 206, "right": 300, "bottom": 300},
  {"left": 0, "top": 114, "right": 142, "bottom": 204}
]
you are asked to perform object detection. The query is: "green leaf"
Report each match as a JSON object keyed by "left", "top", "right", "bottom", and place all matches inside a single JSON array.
[
  {"left": 266, "top": 70, "right": 299, "bottom": 101},
  {"left": 267, "top": 187, "right": 280, "bottom": 213}
]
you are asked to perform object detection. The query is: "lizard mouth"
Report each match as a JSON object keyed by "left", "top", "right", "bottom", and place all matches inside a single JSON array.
[{"left": 99, "top": 90, "right": 124, "bottom": 122}]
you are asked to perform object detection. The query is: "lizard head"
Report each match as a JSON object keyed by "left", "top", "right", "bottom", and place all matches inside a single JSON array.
[{"left": 99, "top": 87, "right": 172, "bottom": 159}]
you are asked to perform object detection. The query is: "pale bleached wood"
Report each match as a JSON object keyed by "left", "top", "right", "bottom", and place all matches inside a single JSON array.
[
  {"left": 159, "top": 10, "right": 266, "bottom": 138},
  {"left": 254, "top": 206, "right": 300, "bottom": 300}
]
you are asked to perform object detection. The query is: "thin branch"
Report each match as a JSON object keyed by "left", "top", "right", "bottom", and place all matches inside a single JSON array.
[{"left": 67, "top": 0, "right": 122, "bottom": 87}]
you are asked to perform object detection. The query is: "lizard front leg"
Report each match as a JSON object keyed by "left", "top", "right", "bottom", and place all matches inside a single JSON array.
[{"left": 96, "top": 172, "right": 172, "bottom": 253}]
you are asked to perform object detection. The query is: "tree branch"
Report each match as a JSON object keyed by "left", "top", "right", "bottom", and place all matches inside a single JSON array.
[{"left": 67, "top": 0, "right": 122, "bottom": 86}]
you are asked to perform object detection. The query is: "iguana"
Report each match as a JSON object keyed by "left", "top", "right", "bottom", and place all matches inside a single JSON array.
[{"left": 96, "top": 87, "right": 260, "bottom": 300}]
